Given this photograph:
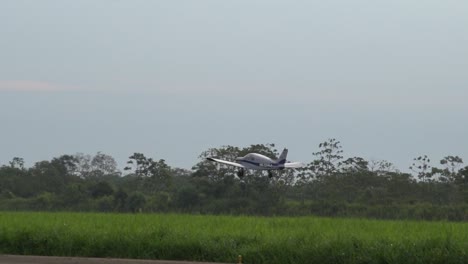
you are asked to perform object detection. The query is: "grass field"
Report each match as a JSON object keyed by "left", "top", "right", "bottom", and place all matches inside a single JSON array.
[{"left": 0, "top": 212, "right": 467, "bottom": 264}]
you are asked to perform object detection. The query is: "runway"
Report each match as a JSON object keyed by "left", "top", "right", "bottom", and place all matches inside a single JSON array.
[{"left": 0, "top": 255, "right": 228, "bottom": 264}]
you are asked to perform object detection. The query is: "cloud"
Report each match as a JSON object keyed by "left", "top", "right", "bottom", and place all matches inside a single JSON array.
[{"left": 0, "top": 80, "right": 77, "bottom": 92}]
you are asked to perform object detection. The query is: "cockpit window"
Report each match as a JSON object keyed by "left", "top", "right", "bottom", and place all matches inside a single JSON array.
[{"left": 244, "top": 153, "right": 256, "bottom": 161}]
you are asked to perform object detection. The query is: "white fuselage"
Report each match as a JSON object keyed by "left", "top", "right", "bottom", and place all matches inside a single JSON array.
[{"left": 235, "top": 153, "right": 284, "bottom": 170}]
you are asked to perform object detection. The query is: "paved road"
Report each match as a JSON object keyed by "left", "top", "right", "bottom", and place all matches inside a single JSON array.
[{"left": 0, "top": 255, "right": 230, "bottom": 264}]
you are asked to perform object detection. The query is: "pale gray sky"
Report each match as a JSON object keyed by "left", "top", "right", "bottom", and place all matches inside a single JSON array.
[{"left": 1, "top": 0, "right": 467, "bottom": 171}]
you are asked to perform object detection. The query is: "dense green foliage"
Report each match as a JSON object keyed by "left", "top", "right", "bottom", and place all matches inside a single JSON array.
[
  {"left": 0, "top": 140, "right": 467, "bottom": 220},
  {"left": 0, "top": 212, "right": 466, "bottom": 264}
]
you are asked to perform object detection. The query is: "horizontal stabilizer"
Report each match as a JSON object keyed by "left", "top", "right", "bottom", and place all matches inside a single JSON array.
[{"left": 283, "top": 162, "right": 304, "bottom": 169}]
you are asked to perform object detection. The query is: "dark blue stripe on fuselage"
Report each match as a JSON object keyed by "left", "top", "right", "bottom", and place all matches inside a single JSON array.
[{"left": 239, "top": 159, "right": 260, "bottom": 166}]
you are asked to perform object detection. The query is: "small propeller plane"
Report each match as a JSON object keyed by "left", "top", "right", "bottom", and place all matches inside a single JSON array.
[{"left": 207, "top": 148, "right": 304, "bottom": 178}]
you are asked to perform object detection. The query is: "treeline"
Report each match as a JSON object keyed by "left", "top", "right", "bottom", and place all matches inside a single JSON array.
[{"left": 0, "top": 140, "right": 467, "bottom": 221}]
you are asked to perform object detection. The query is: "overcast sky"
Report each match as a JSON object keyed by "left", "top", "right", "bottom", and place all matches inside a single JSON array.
[{"left": 1, "top": 0, "right": 467, "bottom": 172}]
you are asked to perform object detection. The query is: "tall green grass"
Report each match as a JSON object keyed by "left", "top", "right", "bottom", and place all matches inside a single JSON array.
[{"left": 0, "top": 212, "right": 466, "bottom": 263}]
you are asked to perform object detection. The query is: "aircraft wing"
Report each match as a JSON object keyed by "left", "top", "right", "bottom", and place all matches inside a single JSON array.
[
  {"left": 207, "top": 157, "right": 245, "bottom": 168},
  {"left": 283, "top": 162, "right": 304, "bottom": 169}
]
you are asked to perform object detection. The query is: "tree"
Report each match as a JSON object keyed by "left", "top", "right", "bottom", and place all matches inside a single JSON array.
[
  {"left": 0, "top": 161, "right": 36, "bottom": 198},
  {"left": 91, "top": 152, "right": 119, "bottom": 176},
  {"left": 369, "top": 160, "right": 398, "bottom": 176},
  {"left": 192, "top": 145, "right": 242, "bottom": 181},
  {"left": 73, "top": 152, "right": 120, "bottom": 179},
  {"left": 124, "top": 153, "right": 154, "bottom": 177},
  {"left": 51, "top": 155, "right": 79, "bottom": 176},
  {"left": 341, "top": 157, "right": 369, "bottom": 173},
  {"left": 240, "top": 143, "right": 278, "bottom": 159},
  {"left": 409, "top": 155, "right": 433, "bottom": 182},
  {"left": 176, "top": 186, "right": 199, "bottom": 210},
  {"left": 307, "top": 138, "right": 344, "bottom": 180},
  {"left": 73, "top": 153, "right": 93, "bottom": 178},
  {"left": 124, "top": 153, "right": 173, "bottom": 193},
  {"left": 9, "top": 157, "right": 25, "bottom": 170},
  {"left": 439, "top": 156, "right": 463, "bottom": 182},
  {"left": 30, "top": 161, "right": 66, "bottom": 195},
  {"left": 144, "top": 159, "right": 173, "bottom": 193},
  {"left": 90, "top": 181, "right": 115, "bottom": 198},
  {"left": 127, "top": 192, "right": 146, "bottom": 212},
  {"left": 114, "top": 188, "right": 128, "bottom": 212},
  {"left": 62, "top": 183, "right": 87, "bottom": 208}
]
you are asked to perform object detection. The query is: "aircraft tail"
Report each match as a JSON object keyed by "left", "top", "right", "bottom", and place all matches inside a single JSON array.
[{"left": 276, "top": 148, "right": 288, "bottom": 164}]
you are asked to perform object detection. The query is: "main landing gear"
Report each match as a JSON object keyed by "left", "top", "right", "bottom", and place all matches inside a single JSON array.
[
  {"left": 237, "top": 168, "right": 245, "bottom": 179},
  {"left": 237, "top": 169, "right": 274, "bottom": 179}
]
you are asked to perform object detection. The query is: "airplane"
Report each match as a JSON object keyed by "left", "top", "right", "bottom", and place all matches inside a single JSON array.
[{"left": 206, "top": 148, "right": 304, "bottom": 178}]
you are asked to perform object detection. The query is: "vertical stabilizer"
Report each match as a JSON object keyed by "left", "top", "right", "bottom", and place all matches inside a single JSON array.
[{"left": 276, "top": 148, "right": 288, "bottom": 164}]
